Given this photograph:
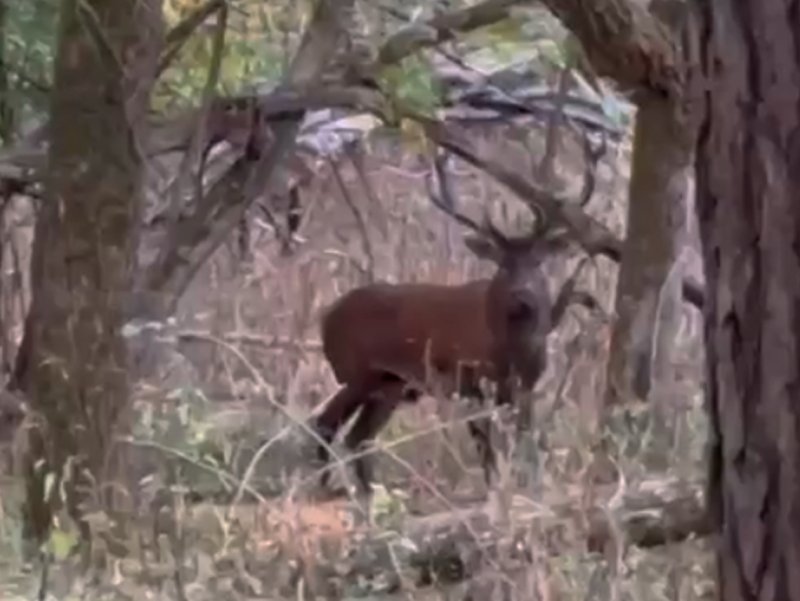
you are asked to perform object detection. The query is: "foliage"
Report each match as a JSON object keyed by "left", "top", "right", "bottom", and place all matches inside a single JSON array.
[
  {"left": 0, "top": 0, "right": 711, "bottom": 598},
  {"left": 379, "top": 55, "right": 442, "bottom": 118},
  {"left": 3, "top": 0, "right": 58, "bottom": 130},
  {"left": 154, "top": 0, "right": 295, "bottom": 114}
]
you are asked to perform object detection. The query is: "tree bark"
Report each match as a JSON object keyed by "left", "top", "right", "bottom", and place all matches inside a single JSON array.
[
  {"left": 21, "top": 0, "right": 162, "bottom": 545},
  {"left": 605, "top": 96, "right": 692, "bottom": 408},
  {"left": 539, "top": 0, "right": 681, "bottom": 97},
  {"left": 696, "top": 1, "right": 800, "bottom": 599},
  {"left": 0, "top": 1, "right": 14, "bottom": 144}
]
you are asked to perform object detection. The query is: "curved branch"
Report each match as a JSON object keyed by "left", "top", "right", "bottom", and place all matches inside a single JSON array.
[{"left": 375, "top": 0, "right": 536, "bottom": 67}]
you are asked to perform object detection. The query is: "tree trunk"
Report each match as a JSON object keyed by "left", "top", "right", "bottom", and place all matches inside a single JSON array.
[
  {"left": 605, "top": 96, "right": 691, "bottom": 411},
  {"left": 21, "top": 0, "right": 162, "bottom": 546},
  {"left": 696, "top": 1, "right": 800, "bottom": 599},
  {"left": 0, "top": 0, "right": 14, "bottom": 144}
]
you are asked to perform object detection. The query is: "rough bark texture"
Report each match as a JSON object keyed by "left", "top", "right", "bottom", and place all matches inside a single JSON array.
[
  {"left": 539, "top": 0, "right": 681, "bottom": 97},
  {"left": 0, "top": 1, "right": 13, "bottom": 144},
  {"left": 696, "top": 1, "right": 800, "bottom": 599},
  {"left": 21, "top": 0, "right": 162, "bottom": 544}
]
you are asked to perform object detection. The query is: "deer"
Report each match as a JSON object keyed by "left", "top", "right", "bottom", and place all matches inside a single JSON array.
[{"left": 309, "top": 139, "right": 605, "bottom": 499}]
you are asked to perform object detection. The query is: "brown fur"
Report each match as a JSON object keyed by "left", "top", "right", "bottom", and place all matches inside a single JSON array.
[{"left": 309, "top": 229, "right": 569, "bottom": 497}]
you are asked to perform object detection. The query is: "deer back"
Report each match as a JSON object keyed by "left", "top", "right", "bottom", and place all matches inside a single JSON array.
[{"left": 321, "top": 279, "right": 503, "bottom": 390}]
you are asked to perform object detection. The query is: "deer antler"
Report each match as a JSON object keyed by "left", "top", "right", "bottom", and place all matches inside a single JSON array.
[
  {"left": 521, "top": 198, "right": 549, "bottom": 243},
  {"left": 517, "top": 126, "right": 607, "bottom": 248},
  {"left": 427, "top": 148, "right": 573, "bottom": 250},
  {"left": 426, "top": 149, "right": 486, "bottom": 233},
  {"left": 427, "top": 148, "right": 513, "bottom": 247},
  {"left": 575, "top": 127, "right": 607, "bottom": 208}
]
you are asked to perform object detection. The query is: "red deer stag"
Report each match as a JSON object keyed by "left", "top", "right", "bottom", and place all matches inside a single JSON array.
[{"left": 310, "top": 145, "right": 602, "bottom": 497}]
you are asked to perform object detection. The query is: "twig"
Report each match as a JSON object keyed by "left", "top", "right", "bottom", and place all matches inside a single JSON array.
[
  {"left": 157, "top": 0, "right": 227, "bottom": 77},
  {"left": 162, "top": 1, "right": 229, "bottom": 235},
  {"left": 328, "top": 156, "right": 375, "bottom": 282},
  {"left": 177, "top": 329, "right": 322, "bottom": 352}
]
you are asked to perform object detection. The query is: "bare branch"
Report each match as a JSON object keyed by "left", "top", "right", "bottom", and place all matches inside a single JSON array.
[
  {"left": 139, "top": 0, "right": 356, "bottom": 314},
  {"left": 158, "top": 0, "right": 226, "bottom": 76},
  {"left": 161, "top": 1, "right": 228, "bottom": 234},
  {"left": 344, "top": 145, "right": 390, "bottom": 240},
  {"left": 328, "top": 156, "right": 376, "bottom": 282},
  {"left": 147, "top": 85, "right": 388, "bottom": 157},
  {"left": 375, "top": 0, "right": 536, "bottom": 67},
  {"left": 538, "top": 67, "right": 571, "bottom": 183}
]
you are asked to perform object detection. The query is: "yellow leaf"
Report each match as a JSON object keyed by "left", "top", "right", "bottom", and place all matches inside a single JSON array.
[
  {"left": 49, "top": 527, "right": 79, "bottom": 561},
  {"left": 398, "top": 118, "right": 431, "bottom": 156}
]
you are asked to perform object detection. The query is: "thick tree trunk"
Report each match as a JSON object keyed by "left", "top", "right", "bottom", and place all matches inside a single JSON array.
[
  {"left": 0, "top": 1, "right": 14, "bottom": 144},
  {"left": 696, "top": 1, "right": 800, "bottom": 599},
  {"left": 21, "top": 0, "right": 162, "bottom": 545},
  {"left": 605, "top": 96, "right": 691, "bottom": 410}
]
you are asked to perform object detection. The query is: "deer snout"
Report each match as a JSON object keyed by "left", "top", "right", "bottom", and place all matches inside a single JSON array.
[{"left": 506, "top": 290, "right": 538, "bottom": 322}]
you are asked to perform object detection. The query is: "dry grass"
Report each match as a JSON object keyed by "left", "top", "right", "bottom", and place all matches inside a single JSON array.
[{"left": 0, "top": 120, "right": 711, "bottom": 599}]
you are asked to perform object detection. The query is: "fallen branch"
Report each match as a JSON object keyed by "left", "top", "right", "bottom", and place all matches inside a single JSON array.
[
  {"left": 339, "top": 476, "right": 708, "bottom": 587},
  {"left": 212, "top": 475, "right": 709, "bottom": 594}
]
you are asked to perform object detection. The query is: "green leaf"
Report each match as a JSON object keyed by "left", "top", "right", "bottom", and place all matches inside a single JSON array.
[
  {"left": 480, "top": 17, "right": 528, "bottom": 44},
  {"left": 48, "top": 527, "right": 79, "bottom": 561},
  {"left": 537, "top": 38, "right": 565, "bottom": 69},
  {"left": 562, "top": 33, "right": 584, "bottom": 69},
  {"left": 378, "top": 56, "right": 441, "bottom": 118}
]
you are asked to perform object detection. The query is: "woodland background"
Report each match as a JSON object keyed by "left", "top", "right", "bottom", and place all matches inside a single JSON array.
[{"left": 0, "top": 0, "right": 783, "bottom": 599}]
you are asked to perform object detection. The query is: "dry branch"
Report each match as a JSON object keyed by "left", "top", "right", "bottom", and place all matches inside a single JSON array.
[{"left": 158, "top": 0, "right": 227, "bottom": 76}]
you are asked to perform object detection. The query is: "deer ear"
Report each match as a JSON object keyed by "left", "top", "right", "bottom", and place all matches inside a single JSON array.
[{"left": 464, "top": 234, "right": 502, "bottom": 263}]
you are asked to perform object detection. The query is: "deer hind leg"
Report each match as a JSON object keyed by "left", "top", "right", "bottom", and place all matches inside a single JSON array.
[
  {"left": 342, "top": 380, "right": 408, "bottom": 497},
  {"left": 310, "top": 384, "right": 365, "bottom": 490}
]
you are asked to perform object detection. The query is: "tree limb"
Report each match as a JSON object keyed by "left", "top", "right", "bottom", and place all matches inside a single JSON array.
[
  {"left": 539, "top": 0, "right": 681, "bottom": 97},
  {"left": 157, "top": 0, "right": 226, "bottom": 76},
  {"left": 138, "top": 0, "right": 355, "bottom": 316},
  {"left": 374, "top": 0, "right": 537, "bottom": 68}
]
